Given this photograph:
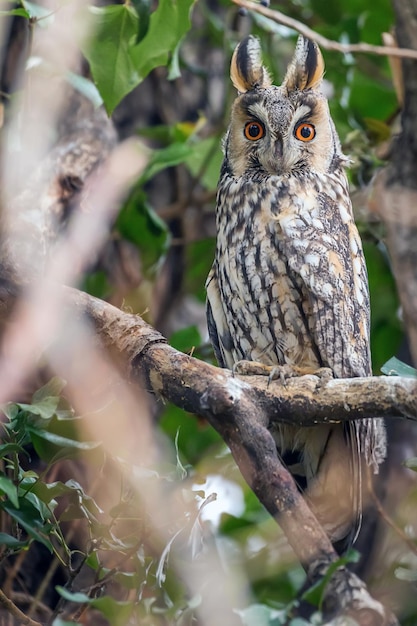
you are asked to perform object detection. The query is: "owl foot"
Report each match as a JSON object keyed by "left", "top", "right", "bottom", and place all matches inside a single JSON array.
[
  {"left": 312, "top": 367, "right": 334, "bottom": 388},
  {"left": 232, "top": 361, "right": 306, "bottom": 387}
]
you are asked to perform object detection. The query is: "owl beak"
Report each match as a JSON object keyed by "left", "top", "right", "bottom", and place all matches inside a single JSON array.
[{"left": 274, "top": 138, "right": 283, "bottom": 160}]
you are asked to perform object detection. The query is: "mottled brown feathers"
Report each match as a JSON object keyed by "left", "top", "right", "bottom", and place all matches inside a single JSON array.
[{"left": 206, "top": 35, "right": 386, "bottom": 550}]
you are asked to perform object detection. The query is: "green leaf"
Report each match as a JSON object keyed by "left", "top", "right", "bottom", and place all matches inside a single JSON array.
[
  {"left": 65, "top": 72, "right": 103, "bottom": 108},
  {"left": 0, "top": 443, "right": 29, "bottom": 459},
  {"left": 0, "top": 532, "right": 29, "bottom": 549},
  {"left": 83, "top": 5, "right": 139, "bottom": 115},
  {"left": 0, "top": 476, "right": 19, "bottom": 508},
  {"left": 131, "top": 0, "right": 151, "bottom": 43},
  {"left": 142, "top": 142, "right": 194, "bottom": 182},
  {"left": 21, "top": 0, "right": 52, "bottom": 21},
  {"left": 169, "top": 326, "right": 201, "bottom": 353},
  {"left": 84, "top": 0, "right": 195, "bottom": 114},
  {"left": 32, "top": 377, "right": 66, "bottom": 402},
  {"left": 56, "top": 587, "right": 134, "bottom": 626},
  {"left": 395, "top": 566, "right": 417, "bottom": 582},
  {"left": 27, "top": 427, "right": 102, "bottom": 465},
  {"left": 2, "top": 403, "right": 20, "bottom": 421},
  {"left": 2, "top": 500, "right": 54, "bottom": 551},
  {"left": 17, "top": 397, "right": 60, "bottom": 421},
  {"left": 116, "top": 189, "right": 170, "bottom": 273},
  {"left": 235, "top": 604, "right": 286, "bottom": 626},
  {"left": 129, "top": 0, "right": 195, "bottom": 79},
  {"left": 56, "top": 587, "right": 91, "bottom": 603},
  {"left": 0, "top": 8, "right": 29, "bottom": 17},
  {"left": 381, "top": 356, "right": 417, "bottom": 378},
  {"left": 404, "top": 457, "right": 417, "bottom": 472},
  {"left": 184, "top": 136, "right": 223, "bottom": 191},
  {"left": 91, "top": 595, "right": 135, "bottom": 626}
]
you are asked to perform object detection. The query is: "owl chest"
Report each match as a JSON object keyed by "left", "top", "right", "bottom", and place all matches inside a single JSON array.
[{"left": 215, "top": 200, "right": 319, "bottom": 367}]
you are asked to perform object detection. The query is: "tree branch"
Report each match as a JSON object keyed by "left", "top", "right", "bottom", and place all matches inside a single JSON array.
[
  {"left": 232, "top": 0, "right": 417, "bottom": 60},
  {"left": 59, "top": 286, "right": 403, "bottom": 624}
]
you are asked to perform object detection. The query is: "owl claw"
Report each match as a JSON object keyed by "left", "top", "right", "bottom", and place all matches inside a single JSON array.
[
  {"left": 313, "top": 367, "right": 334, "bottom": 388},
  {"left": 232, "top": 360, "right": 300, "bottom": 387}
]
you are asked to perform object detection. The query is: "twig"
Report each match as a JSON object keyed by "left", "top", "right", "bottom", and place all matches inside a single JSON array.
[
  {"left": 370, "top": 476, "right": 417, "bottom": 558},
  {"left": 232, "top": 0, "right": 417, "bottom": 60},
  {"left": 0, "top": 588, "right": 43, "bottom": 626}
]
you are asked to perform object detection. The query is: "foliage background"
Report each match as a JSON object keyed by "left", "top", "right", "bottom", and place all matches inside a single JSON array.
[{"left": 0, "top": 0, "right": 414, "bottom": 624}]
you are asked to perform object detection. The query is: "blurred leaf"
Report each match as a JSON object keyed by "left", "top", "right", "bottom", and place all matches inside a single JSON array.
[
  {"left": 363, "top": 118, "right": 391, "bottom": 142},
  {"left": 27, "top": 427, "right": 102, "bottom": 465},
  {"left": 156, "top": 527, "right": 183, "bottom": 585},
  {"left": 16, "top": 397, "right": 60, "bottom": 421},
  {"left": 21, "top": 0, "right": 52, "bottom": 20},
  {"left": 381, "top": 357, "right": 417, "bottom": 378},
  {"left": 184, "top": 136, "right": 223, "bottom": 191},
  {"left": 0, "top": 532, "right": 29, "bottom": 549},
  {"left": 174, "top": 430, "right": 188, "bottom": 481},
  {"left": 131, "top": 0, "right": 151, "bottom": 43},
  {"left": 404, "top": 458, "right": 417, "bottom": 472},
  {"left": 66, "top": 72, "right": 103, "bottom": 108},
  {"left": 83, "top": 5, "right": 140, "bottom": 115},
  {"left": 84, "top": 0, "right": 195, "bottom": 114},
  {"left": 160, "top": 403, "right": 221, "bottom": 464},
  {"left": 116, "top": 188, "right": 170, "bottom": 273},
  {"left": 32, "top": 377, "right": 66, "bottom": 402},
  {"left": 90, "top": 596, "right": 134, "bottom": 626},
  {"left": 0, "top": 476, "right": 19, "bottom": 508},
  {"left": 395, "top": 566, "right": 417, "bottom": 582},
  {"left": 236, "top": 603, "right": 286, "bottom": 625},
  {"left": 142, "top": 142, "right": 193, "bottom": 182},
  {"left": 2, "top": 499, "right": 53, "bottom": 551},
  {"left": 168, "top": 40, "right": 182, "bottom": 80},
  {"left": 0, "top": 443, "right": 28, "bottom": 459},
  {"left": 56, "top": 587, "right": 134, "bottom": 626},
  {"left": 169, "top": 326, "right": 201, "bottom": 353},
  {"left": 56, "top": 587, "right": 91, "bottom": 603},
  {"left": 348, "top": 66, "right": 397, "bottom": 121},
  {"left": 0, "top": 8, "right": 29, "bottom": 17}
]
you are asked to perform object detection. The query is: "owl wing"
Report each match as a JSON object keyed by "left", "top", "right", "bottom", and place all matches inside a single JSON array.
[
  {"left": 276, "top": 195, "right": 371, "bottom": 379},
  {"left": 206, "top": 265, "right": 233, "bottom": 369},
  {"left": 276, "top": 194, "right": 373, "bottom": 545}
]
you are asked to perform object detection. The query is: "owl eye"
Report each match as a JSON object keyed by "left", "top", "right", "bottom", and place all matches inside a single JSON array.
[
  {"left": 244, "top": 121, "right": 265, "bottom": 141},
  {"left": 294, "top": 122, "right": 316, "bottom": 142}
]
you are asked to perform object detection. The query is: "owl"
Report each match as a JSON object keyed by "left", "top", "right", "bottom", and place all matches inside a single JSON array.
[{"left": 206, "top": 35, "right": 386, "bottom": 549}]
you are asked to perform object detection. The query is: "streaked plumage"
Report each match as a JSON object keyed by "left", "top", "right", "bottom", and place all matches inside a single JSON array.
[{"left": 206, "top": 35, "right": 386, "bottom": 548}]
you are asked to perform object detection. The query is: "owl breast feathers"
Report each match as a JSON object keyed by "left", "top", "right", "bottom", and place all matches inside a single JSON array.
[{"left": 206, "top": 35, "right": 386, "bottom": 549}]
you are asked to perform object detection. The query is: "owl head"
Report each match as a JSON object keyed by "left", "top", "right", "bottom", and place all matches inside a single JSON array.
[{"left": 225, "top": 36, "right": 346, "bottom": 178}]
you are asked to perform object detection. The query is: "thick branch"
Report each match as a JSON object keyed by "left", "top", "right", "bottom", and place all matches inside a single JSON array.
[
  {"left": 61, "top": 287, "right": 405, "bottom": 624},
  {"left": 67, "top": 288, "right": 417, "bottom": 426}
]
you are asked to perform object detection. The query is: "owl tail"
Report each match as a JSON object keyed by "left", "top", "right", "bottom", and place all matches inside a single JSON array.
[{"left": 302, "top": 422, "right": 365, "bottom": 552}]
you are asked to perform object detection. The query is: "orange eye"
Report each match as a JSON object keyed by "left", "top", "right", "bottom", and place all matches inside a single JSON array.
[
  {"left": 244, "top": 121, "right": 265, "bottom": 141},
  {"left": 294, "top": 122, "right": 316, "bottom": 142}
]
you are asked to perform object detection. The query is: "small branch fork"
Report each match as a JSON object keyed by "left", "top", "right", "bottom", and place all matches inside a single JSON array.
[
  {"left": 63, "top": 287, "right": 407, "bottom": 625},
  {"left": 232, "top": 0, "right": 417, "bottom": 60}
]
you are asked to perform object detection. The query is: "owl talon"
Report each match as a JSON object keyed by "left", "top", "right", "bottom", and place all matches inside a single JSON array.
[
  {"left": 313, "top": 367, "right": 334, "bottom": 388},
  {"left": 232, "top": 360, "right": 271, "bottom": 376}
]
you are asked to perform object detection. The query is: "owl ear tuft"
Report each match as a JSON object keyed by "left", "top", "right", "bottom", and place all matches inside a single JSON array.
[
  {"left": 282, "top": 36, "right": 324, "bottom": 92},
  {"left": 230, "top": 35, "right": 272, "bottom": 93}
]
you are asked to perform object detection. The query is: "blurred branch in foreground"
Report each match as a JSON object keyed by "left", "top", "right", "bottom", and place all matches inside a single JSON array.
[{"left": 15, "top": 283, "right": 405, "bottom": 626}]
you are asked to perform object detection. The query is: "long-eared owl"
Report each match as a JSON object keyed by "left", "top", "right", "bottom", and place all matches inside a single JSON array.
[{"left": 206, "top": 35, "right": 386, "bottom": 548}]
